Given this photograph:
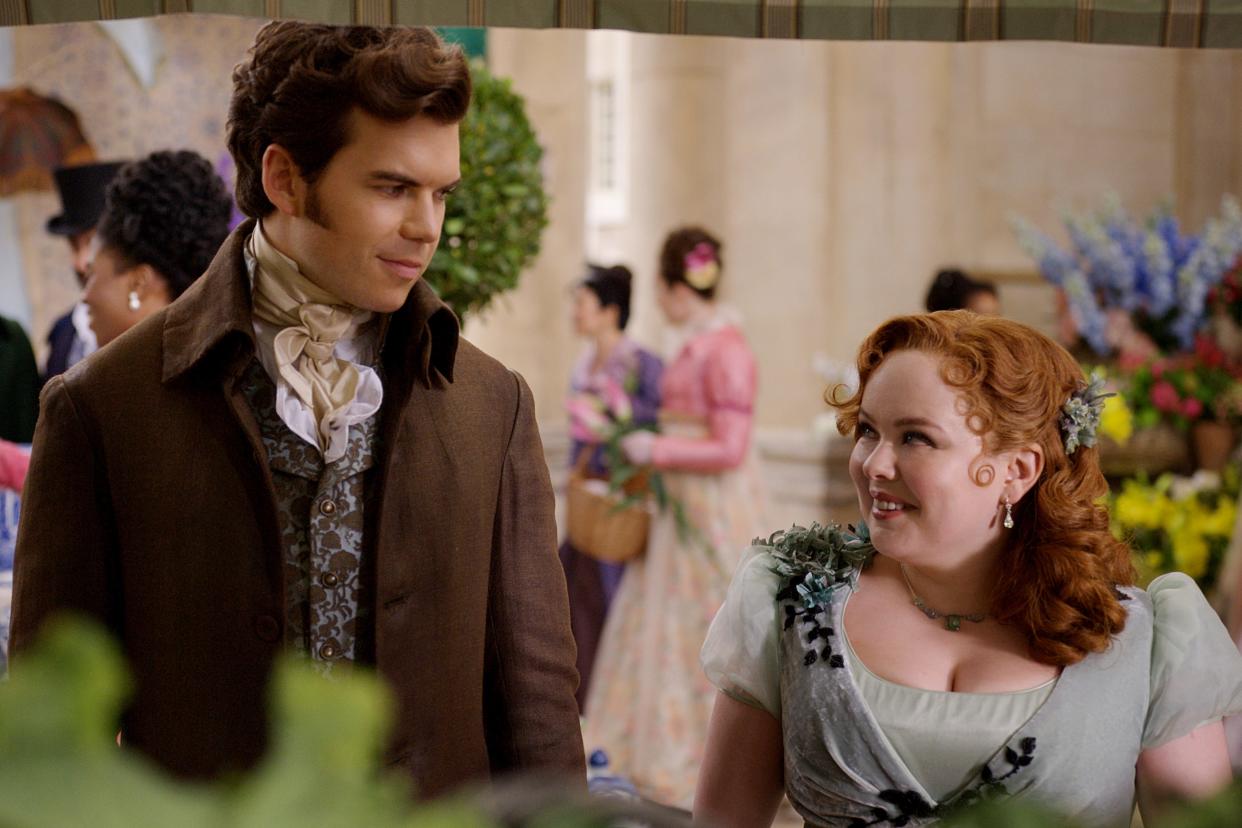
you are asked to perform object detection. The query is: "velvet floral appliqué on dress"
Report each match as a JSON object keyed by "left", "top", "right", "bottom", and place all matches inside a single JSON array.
[{"left": 757, "top": 522, "right": 875, "bottom": 669}]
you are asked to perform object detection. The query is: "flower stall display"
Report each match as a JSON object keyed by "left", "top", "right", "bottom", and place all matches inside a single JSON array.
[
  {"left": 1119, "top": 337, "right": 1242, "bottom": 433},
  {"left": 1110, "top": 466, "right": 1238, "bottom": 593},
  {"left": 1014, "top": 195, "right": 1242, "bottom": 360}
]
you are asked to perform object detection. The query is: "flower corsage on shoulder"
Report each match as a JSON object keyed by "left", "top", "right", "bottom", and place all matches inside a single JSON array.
[{"left": 755, "top": 522, "right": 875, "bottom": 669}]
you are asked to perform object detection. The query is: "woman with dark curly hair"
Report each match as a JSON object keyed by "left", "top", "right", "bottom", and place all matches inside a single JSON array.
[
  {"left": 83, "top": 150, "right": 233, "bottom": 347},
  {"left": 696, "top": 312, "right": 1242, "bottom": 827}
]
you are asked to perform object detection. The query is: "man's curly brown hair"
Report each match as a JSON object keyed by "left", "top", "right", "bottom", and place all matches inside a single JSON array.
[
  {"left": 227, "top": 22, "right": 471, "bottom": 218},
  {"left": 832, "top": 311, "right": 1136, "bottom": 667}
]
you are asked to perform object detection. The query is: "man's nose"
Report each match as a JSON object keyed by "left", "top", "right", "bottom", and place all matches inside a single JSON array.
[{"left": 400, "top": 194, "right": 440, "bottom": 243}]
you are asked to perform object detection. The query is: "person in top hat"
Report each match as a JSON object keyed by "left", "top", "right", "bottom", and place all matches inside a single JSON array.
[{"left": 43, "top": 161, "right": 126, "bottom": 380}]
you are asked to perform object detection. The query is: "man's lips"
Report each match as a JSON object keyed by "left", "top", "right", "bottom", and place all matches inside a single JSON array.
[{"left": 378, "top": 257, "right": 424, "bottom": 280}]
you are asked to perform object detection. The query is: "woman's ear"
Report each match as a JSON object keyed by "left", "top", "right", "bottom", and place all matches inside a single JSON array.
[
  {"left": 1006, "top": 444, "right": 1045, "bottom": 504},
  {"left": 261, "top": 144, "right": 305, "bottom": 216},
  {"left": 128, "top": 263, "right": 171, "bottom": 306}
]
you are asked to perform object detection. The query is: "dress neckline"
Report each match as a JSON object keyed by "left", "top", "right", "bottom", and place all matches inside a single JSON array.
[
  {"left": 828, "top": 582, "right": 1081, "bottom": 805},
  {"left": 839, "top": 586, "right": 1060, "bottom": 698}
]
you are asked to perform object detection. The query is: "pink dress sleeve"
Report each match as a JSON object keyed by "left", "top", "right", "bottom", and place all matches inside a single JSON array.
[
  {"left": 651, "top": 332, "right": 757, "bottom": 473},
  {"left": 0, "top": 439, "right": 30, "bottom": 493}
]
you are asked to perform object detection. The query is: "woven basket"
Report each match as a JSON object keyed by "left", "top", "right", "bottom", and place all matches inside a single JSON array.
[{"left": 566, "top": 456, "right": 650, "bottom": 564}]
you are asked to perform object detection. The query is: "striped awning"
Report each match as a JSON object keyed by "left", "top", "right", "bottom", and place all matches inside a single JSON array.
[{"left": 2, "top": 1, "right": 1240, "bottom": 48}]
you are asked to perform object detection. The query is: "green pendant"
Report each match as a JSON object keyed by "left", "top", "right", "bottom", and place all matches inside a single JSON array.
[{"left": 944, "top": 615, "right": 963, "bottom": 632}]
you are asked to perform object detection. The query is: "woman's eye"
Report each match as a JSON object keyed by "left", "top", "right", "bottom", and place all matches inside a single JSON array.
[
  {"left": 855, "top": 423, "right": 876, "bottom": 440},
  {"left": 903, "top": 431, "right": 934, "bottom": 446}
]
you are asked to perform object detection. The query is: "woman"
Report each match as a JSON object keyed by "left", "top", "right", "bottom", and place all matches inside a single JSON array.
[
  {"left": 561, "top": 263, "right": 663, "bottom": 709},
  {"left": 83, "top": 149, "right": 233, "bottom": 348},
  {"left": 925, "top": 268, "right": 1000, "bottom": 315},
  {"left": 0, "top": 150, "right": 232, "bottom": 496},
  {"left": 584, "top": 227, "right": 766, "bottom": 808},
  {"left": 696, "top": 311, "right": 1242, "bottom": 827}
]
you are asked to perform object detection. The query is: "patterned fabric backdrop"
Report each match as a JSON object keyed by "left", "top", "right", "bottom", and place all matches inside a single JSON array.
[
  {"left": 8, "top": 16, "right": 261, "bottom": 365},
  {"left": 0, "top": 1, "right": 1240, "bottom": 48}
]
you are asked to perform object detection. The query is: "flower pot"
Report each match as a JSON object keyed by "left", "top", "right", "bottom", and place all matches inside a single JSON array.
[
  {"left": 1212, "top": 310, "right": 1242, "bottom": 363},
  {"left": 1191, "top": 421, "right": 1235, "bottom": 471}
]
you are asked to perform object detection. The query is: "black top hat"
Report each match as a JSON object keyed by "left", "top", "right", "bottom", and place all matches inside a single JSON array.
[{"left": 45, "top": 160, "right": 127, "bottom": 237}]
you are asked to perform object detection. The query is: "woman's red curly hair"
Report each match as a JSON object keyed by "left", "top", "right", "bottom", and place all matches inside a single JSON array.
[{"left": 832, "top": 311, "right": 1135, "bottom": 666}]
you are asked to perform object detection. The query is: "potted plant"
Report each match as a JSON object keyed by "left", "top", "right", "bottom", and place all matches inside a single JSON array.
[
  {"left": 423, "top": 59, "right": 549, "bottom": 319},
  {"left": 1120, "top": 337, "right": 1242, "bottom": 470}
]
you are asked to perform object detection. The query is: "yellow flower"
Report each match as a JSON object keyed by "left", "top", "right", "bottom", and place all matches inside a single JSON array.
[
  {"left": 1113, "top": 482, "right": 1168, "bottom": 531},
  {"left": 1170, "top": 527, "right": 1210, "bottom": 578},
  {"left": 1098, "top": 394, "right": 1133, "bottom": 446},
  {"left": 1200, "top": 498, "right": 1237, "bottom": 537}
]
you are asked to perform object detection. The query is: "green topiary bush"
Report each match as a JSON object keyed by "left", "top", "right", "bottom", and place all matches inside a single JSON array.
[{"left": 424, "top": 59, "right": 549, "bottom": 319}]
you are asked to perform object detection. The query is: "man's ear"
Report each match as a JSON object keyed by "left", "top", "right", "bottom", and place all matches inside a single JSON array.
[
  {"left": 1006, "top": 444, "right": 1045, "bottom": 505},
  {"left": 261, "top": 144, "right": 304, "bottom": 216}
]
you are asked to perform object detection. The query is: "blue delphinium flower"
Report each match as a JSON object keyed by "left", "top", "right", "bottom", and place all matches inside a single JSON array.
[{"left": 1013, "top": 195, "right": 1242, "bottom": 355}]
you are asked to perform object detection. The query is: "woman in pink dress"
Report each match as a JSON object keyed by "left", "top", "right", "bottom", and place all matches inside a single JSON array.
[{"left": 583, "top": 227, "right": 766, "bottom": 808}]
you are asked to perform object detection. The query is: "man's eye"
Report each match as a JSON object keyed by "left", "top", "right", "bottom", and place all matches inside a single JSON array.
[{"left": 378, "top": 185, "right": 405, "bottom": 197}]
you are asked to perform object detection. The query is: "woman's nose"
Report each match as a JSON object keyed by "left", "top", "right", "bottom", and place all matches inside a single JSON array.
[{"left": 861, "top": 440, "right": 897, "bottom": 480}]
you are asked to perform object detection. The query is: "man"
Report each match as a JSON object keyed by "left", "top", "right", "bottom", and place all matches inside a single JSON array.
[
  {"left": 10, "top": 22, "right": 584, "bottom": 796},
  {"left": 43, "top": 161, "right": 125, "bottom": 380}
]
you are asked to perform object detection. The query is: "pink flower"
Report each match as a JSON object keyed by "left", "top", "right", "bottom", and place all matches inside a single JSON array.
[
  {"left": 1182, "top": 397, "right": 1204, "bottom": 419},
  {"left": 567, "top": 395, "right": 609, "bottom": 442},
  {"left": 684, "top": 242, "right": 715, "bottom": 271},
  {"left": 1150, "top": 381, "right": 1181, "bottom": 413},
  {"left": 599, "top": 377, "right": 632, "bottom": 422},
  {"left": 1151, "top": 359, "right": 1169, "bottom": 378}
]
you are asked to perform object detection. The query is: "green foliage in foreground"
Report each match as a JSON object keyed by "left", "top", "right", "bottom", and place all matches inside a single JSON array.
[
  {"left": 2, "top": 617, "right": 1241, "bottom": 828},
  {"left": 0, "top": 616, "right": 491, "bottom": 828}
]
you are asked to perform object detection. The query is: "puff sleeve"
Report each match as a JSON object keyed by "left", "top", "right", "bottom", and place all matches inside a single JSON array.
[
  {"left": 700, "top": 548, "right": 783, "bottom": 719},
  {"left": 651, "top": 332, "right": 757, "bottom": 472},
  {"left": 1141, "top": 572, "right": 1242, "bottom": 750}
]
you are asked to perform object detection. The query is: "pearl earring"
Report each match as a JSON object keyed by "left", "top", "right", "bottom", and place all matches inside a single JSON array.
[
  {"left": 128, "top": 291, "right": 140, "bottom": 312},
  {"left": 1003, "top": 495, "right": 1014, "bottom": 529}
]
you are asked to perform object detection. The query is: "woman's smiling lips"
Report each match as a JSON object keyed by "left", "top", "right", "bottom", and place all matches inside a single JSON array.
[
  {"left": 869, "top": 490, "right": 915, "bottom": 520},
  {"left": 378, "top": 256, "right": 424, "bottom": 281}
]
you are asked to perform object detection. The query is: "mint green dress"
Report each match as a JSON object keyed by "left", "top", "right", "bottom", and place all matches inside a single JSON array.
[{"left": 701, "top": 544, "right": 1242, "bottom": 827}]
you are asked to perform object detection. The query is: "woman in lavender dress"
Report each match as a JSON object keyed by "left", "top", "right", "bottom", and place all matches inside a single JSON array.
[{"left": 561, "top": 264, "right": 663, "bottom": 710}]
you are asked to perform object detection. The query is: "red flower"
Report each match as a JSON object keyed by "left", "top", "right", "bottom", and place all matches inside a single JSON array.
[
  {"left": 1151, "top": 381, "right": 1181, "bottom": 412},
  {"left": 1151, "top": 359, "right": 1169, "bottom": 379},
  {"left": 1182, "top": 397, "right": 1204, "bottom": 419},
  {"left": 1195, "top": 335, "right": 1225, "bottom": 367}
]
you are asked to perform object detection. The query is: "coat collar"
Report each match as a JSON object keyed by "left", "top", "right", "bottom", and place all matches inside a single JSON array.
[{"left": 161, "top": 219, "right": 459, "bottom": 387}]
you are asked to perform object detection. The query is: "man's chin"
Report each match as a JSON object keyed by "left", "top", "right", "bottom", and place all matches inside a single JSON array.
[{"left": 356, "top": 282, "right": 418, "bottom": 314}]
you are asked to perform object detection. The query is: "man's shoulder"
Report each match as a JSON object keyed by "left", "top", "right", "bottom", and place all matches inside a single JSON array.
[
  {"left": 449, "top": 337, "right": 522, "bottom": 394},
  {"left": 55, "top": 311, "right": 170, "bottom": 405}
]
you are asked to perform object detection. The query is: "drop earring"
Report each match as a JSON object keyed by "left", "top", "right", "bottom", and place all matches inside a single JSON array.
[
  {"left": 128, "top": 291, "right": 141, "bottom": 312},
  {"left": 1003, "top": 495, "right": 1014, "bottom": 529}
]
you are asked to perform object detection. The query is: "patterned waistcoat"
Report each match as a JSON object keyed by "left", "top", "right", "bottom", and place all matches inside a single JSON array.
[{"left": 239, "top": 359, "right": 378, "bottom": 672}]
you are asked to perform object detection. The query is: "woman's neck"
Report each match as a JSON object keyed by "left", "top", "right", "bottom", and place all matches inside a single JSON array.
[
  {"left": 884, "top": 550, "right": 999, "bottom": 618},
  {"left": 681, "top": 298, "right": 716, "bottom": 330},
  {"left": 592, "top": 327, "right": 624, "bottom": 369}
]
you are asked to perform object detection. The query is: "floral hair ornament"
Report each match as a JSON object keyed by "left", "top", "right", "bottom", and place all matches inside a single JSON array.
[
  {"left": 683, "top": 242, "right": 720, "bottom": 291},
  {"left": 1060, "top": 370, "right": 1115, "bottom": 454}
]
